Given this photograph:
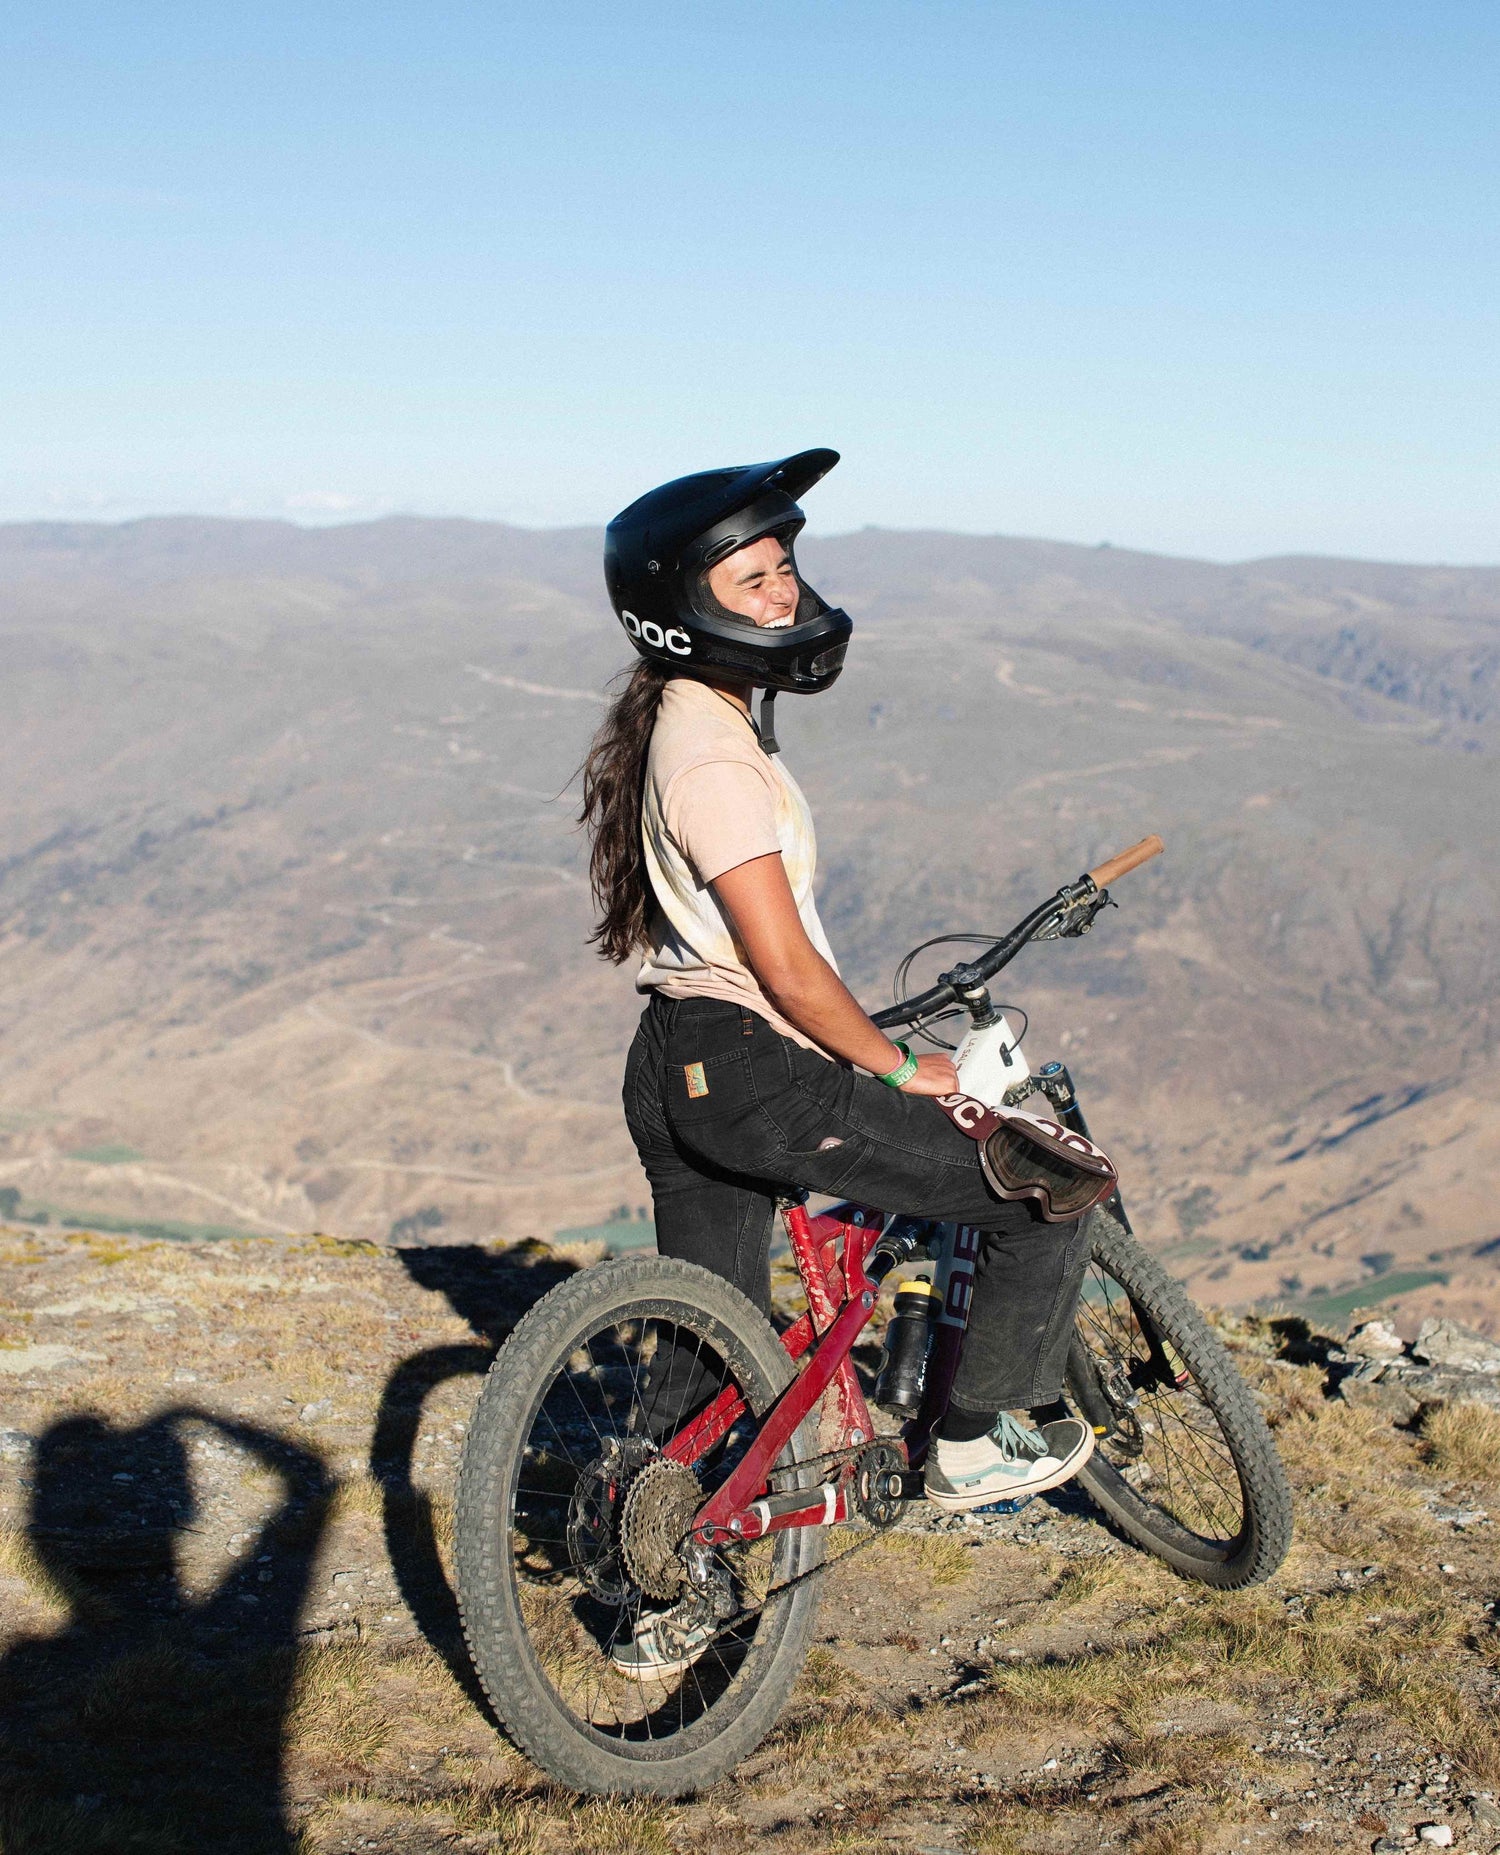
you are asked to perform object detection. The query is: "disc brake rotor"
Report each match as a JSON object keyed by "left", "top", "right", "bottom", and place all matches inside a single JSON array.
[
  {"left": 619, "top": 1456, "right": 704, "bottom": 1601},
  {"left": 565, "top": 1435, "right": 655, "bottom": 1605}
]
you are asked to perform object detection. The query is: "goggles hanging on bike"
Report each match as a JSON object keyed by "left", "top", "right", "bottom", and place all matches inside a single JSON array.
[{"left": 933, "top": 1095, "right": 1117, "bottom": 1223}]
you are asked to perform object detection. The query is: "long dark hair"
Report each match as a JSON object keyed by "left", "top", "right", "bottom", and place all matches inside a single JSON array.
[{"left": 579, "top": 659, "right": 671, "bottom": 962}]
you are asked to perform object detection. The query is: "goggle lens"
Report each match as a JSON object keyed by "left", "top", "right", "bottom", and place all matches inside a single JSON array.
[{"left": 983, "top": 1126, "right": 1115, "bottom": 1220}]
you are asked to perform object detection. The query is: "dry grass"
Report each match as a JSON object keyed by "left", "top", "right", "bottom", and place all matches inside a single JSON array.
[
  {"left": 380, "top": 1638, "right": 486, "bottom": 1736},
  {"left": 296, "top": 1234, "right": 384, "bottom": 1258},
  {"left": 1266, "top": 1393, "right": 1443, "bottom": 1557},
  {"left": 1421, "top": 1400, "right": 1500, "bottom": 1484},
  {"left": 864, "top": 1528, "right": 974, "bottom": 1589},
  {"left": 80, "top": 1644, "right": 203, "bottom": 1733},
  {"left": 1115, "top": 1726, "right": 1257, "bottom": 1792},
  {"left": 287, "top": 1638, "right": 391, "bottom": 1768},
  {"left": 62, "top": 1232, "right": 144, "bottom": 1266},
  {"left": 1049, "top": 1552, "right": 1175, "bottom": 1612},
  {"left": 328, "top": 1473, "right": 386, "bottom": 1523},
  {"left": 435, "top": 1780, "right": 545, "bottom": 1850},
  {"left": 307, "top": 1780, "right": 546, "bottom": 1854},
  {"left": 564, "top": 1797, "right": 679, "bottom": 1854},
  {"left": 960, "top": 1568, "right": 1500, "bottom": 1784},
  {"left": 796, "top": 1643, "right": 865, "bottom": 1701},
  {"left": 759, "top": 1644, "right": 892, "bottom": 1780},
  {"left": 0, "top": 1786, "right": 135, "bottom": 1855},
  {"left": 1126, "top": 1812, "right": 1220, "bottom": 1855},
  {"left": 0, "top": 1521, "right": 80, "bottom": 1620},
  {"left": 967, "top": 1810, "right": 1027, "bottom": 1855}
]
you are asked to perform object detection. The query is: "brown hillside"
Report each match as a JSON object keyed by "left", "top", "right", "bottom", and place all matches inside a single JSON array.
[{"left": 0, "top": 517, "right": 1495, "bottom": 1331}]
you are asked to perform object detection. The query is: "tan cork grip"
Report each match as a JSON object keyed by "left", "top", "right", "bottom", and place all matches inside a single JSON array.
[{"left": 1087, "top": 834, "right": 1164, "bottom": 889}]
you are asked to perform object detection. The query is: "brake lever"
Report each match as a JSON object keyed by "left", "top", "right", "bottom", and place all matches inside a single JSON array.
[{"left": 1033, "top": 879, "right": 1117, "bottom": 941}]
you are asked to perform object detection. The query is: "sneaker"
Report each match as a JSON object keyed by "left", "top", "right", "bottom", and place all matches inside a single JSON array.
[
  {"left": 924, "top": 1411, "right": 1094, "bottom": 1513},
  {"left": 608, "top": 1599, "right": 718, "bottom": 1678}
]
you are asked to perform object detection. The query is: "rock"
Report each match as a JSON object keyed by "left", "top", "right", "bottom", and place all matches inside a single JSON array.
[
  {"left": 1338, "top": 1370, "right": 1420, "bottom": 1422},
  {"left": 1347, "top": 1318, "right": 1407, "bottom": 1360},
  {"left": 1402, "top": 1368, "right": 1500, "bottom": 1415},
  {"left": 1418, "top": 1826, "right": 1454, "bottom": 1847},
  {"left": 1412, "top": 1319, "right": 1500, "bottom": 1375},
  {"left": 300, "top": 1399, "right": 333, "bottom": 1423},
  {"left": 0, "top": 1343, "right": 104, "bottom": 1376},
  {"left": 0, "top": 1428, "right": 32, "bottom": 1459},
  {"left": 1431, "top": 1506, "right": 1488, "bottom": 1527}
]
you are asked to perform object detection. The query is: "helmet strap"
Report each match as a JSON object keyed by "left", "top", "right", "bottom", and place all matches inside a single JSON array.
[{"left": 757, "top": 688, "right": 780, "bottom": 757}]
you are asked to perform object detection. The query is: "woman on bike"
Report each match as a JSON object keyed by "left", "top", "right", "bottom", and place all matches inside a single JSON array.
[{"left": 581, "top": 449, "right": 1099, "bottom": 1665}]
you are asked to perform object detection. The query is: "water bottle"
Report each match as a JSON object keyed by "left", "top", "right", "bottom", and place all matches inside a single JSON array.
[{"left": 874, "top": 1277, "right": 938, "bottom": 1415}]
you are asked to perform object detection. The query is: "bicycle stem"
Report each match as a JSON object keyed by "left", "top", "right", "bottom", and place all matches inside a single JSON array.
[{"left": 870, "top": 877, "right": 1098, "bottom": 1033}]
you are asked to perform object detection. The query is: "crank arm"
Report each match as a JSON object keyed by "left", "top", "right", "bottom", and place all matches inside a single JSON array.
[{"left": 713, "top": 1480, "right": 851, "bottom": 1542}]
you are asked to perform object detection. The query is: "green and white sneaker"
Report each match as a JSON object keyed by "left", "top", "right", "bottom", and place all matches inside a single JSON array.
[
  {"left": 924, "top": 1411, "right": 1094, "bottom": 1513},
  {"left": 608, "top": 1599, "right": 718, "bottom": 1679}
]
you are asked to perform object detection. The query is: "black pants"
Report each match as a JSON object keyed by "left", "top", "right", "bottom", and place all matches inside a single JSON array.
[{"left": 623, "top": 994, "right": 1091, "bottom": 1424}]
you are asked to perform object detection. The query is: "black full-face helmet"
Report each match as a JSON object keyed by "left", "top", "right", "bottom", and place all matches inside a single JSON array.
[{"left": 603, "top": 448, "right": 852, "bottom": 694}]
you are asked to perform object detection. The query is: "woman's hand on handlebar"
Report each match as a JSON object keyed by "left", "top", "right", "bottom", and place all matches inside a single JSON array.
[{"left": 899, "top": 1052, "right": 960, "bottom": 1096}]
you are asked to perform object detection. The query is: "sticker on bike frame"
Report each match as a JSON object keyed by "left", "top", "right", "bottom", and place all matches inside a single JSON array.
[{"left": 684, "top": 1061, "right": 709, "bottom": 1099}]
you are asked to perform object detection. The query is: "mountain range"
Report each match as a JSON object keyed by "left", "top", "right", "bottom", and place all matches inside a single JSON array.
[{"left": 1, "top": 515, "right": 1495, "bottom": 1332}]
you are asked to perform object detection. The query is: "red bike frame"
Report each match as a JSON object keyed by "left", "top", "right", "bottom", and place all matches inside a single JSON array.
[{"left": 657, "top": 1199, "right": 981, "bottom": 1549}]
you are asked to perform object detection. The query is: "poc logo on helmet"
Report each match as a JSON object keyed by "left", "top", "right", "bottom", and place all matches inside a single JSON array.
[{"left": 621, "top": 611, "right": 691, "bottom": 656}]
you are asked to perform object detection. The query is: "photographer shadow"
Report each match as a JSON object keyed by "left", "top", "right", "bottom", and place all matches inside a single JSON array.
[
  {"left": 0, "top": 1406, "right": 331, "bottom": 1854},
  {"left": 370, "top": 1244, "right": 579, "bottom": 1714}
]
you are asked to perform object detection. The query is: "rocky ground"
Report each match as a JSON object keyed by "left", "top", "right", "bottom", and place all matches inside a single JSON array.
[{"left": 1, "top": 1224, "right": 1499, "bottom": 1855}]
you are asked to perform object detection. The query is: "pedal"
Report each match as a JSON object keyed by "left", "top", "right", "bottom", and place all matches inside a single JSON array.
[{"left": 972, "top": 1493, "right": 1034, "bottom": 1516}]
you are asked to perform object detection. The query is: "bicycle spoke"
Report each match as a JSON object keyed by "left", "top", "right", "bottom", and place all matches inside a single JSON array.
[
  {"left": 491, "top": 1292, "right": 808, "bottom": 1748},
  {"left": 1074, "top": 1251, "right": 1253, "bottom": 1551}
]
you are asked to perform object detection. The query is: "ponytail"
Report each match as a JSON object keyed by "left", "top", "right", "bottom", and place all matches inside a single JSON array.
[{"left": 579, "top": 661, "right": 670, "bottom": 963}]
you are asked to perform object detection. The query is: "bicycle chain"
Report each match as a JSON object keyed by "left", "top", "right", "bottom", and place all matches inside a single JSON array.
[{"left": 704, "top": 1442, "right": 915, "bottom": 1629}]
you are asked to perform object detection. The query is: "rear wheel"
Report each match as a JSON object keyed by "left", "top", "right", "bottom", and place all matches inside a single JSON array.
[
  {"left": 1065, "top": 1209, "right": 1292, "bottom": 1587},
  {"left": 454, "top": 1255, "right": 823, "bottom": 1795}
]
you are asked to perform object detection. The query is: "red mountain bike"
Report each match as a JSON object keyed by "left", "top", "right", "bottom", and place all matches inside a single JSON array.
[{"left": 454, "top": 840, "right": 1292, "bottom": 1795}]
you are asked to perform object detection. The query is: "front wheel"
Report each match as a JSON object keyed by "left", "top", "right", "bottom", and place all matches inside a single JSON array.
[
  {"left": 1065, "top": 1209, "right": 1293, "bottom": 1588},
  {"left": 454, "top": 1255, "right": 823, "bottom": 1796}
]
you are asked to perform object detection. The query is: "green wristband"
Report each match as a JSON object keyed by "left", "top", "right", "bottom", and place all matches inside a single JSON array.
[{"left": 877, "top": 1041, "right": 919, "bottom": 1088}]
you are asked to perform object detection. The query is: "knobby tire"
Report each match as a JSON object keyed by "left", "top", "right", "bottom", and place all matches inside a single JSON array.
[
  {"left": 454, "top": 1255, "right": 823, "bottom": 1796},
  {"left": 1067, "top": 1209, "right": 1293, "bottom": 1587}
]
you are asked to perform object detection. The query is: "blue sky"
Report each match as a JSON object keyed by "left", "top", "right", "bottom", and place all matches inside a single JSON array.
[{"left": 2, "top": 3, "right": 1496, "bottom": 560}]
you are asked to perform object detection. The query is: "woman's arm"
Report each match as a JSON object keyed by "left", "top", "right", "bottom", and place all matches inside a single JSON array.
[{"left": 712, "top": 853, "right": 958, "bottom": 1096}]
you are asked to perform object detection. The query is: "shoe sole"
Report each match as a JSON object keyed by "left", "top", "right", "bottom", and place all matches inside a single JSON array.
[
  {"left": 608, "top": 1633, "right": 716, "bottom": 1680},
  {"left": 923, "top": 1428, "right": 1096, "bottom": 1514},
  {"left": 608, "top": 1650, "right": 707, "bottom": 1680}
]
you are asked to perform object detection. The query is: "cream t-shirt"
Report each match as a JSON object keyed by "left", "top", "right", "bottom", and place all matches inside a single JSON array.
[{"left": 636, "top": 676, "right": 838, "bottom": 1056}]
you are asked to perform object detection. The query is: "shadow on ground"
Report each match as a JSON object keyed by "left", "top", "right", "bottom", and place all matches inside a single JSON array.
[
  {"left": 370, "top": 1244, "right": 580, "bottom": 1715},
  {"left": 0, "top": 1407, "right": 332, "bottom": 1853}
]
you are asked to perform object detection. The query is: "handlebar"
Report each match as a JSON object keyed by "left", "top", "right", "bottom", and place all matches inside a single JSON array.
[
  {"left": 1087, "top": 834, "right": 1163, "bottom": 890},
  {"left": 869, "top": 834, "right": 1164, "bottom": 1033}
]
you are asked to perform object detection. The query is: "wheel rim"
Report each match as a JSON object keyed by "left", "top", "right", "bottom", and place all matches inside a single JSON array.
[
  {"left": 1071, "top": 1258, "right": 1250, "bottom": 1557},
  {"left": 506, "top": 1305, "right": 802, "bottom": 1746}
]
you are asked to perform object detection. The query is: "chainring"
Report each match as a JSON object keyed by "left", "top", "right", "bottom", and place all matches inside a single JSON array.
[
  {"left": 852, "top": 1442, "right": 907, "bottom": 1529},
  {"left": 565, "top": 1435, "right": 656, "bottom": 1605},
  {"left": 619, "top": 1455, "right": 704, "bottom": 1602}
]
